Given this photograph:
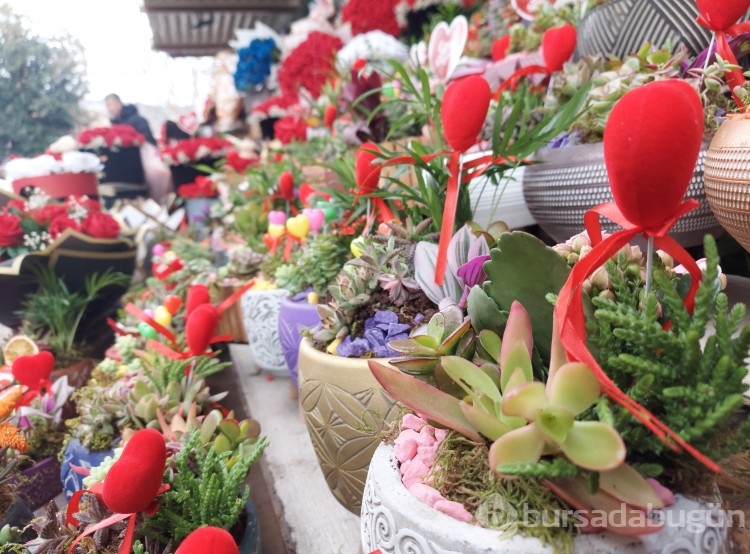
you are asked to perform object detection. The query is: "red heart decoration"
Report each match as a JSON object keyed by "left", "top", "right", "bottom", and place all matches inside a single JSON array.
[
  {"left": 298, "top": 182, "right": 315, "bottom": 207},
  {"left": 324, "top": 105, "right": 337, "bottom": 129},
  {"left": 492, "top": 36, "right": 511, "bottom": 61},
  {"left": 696, "top": 0, "right": 750, "bottom": 30},
  {"left": 177, "top": 112, "right": 199, "bottom": 136},
  {"left": 176, "top": 526, "right": 239, "bottom": 554},
  {"left": 163, "top": 294, "right": 183, "bottom": 316},
  {"left": 12, "top": 351, "right": 55, "bottom": 390},
  {"left": 186, "top": 304, "right": 219, "bottom": 355},
  {"left": 603, "top": 80, "right": 704, "bottom": 230},
  {"left": 440, "top": 75, "right": 491, "bottom": 152},
  {"left": 541, "top": 24, "right": 577, "bottom": 72},
  {"left": 186, "top": 284, "right": 211, "bottom": 316},
  {"left": 102, "top": 428, "right": 166, "bottom": 514},
  {"left": 262, "top": 233, "right": 275, "bottom": 250},
  {"left": 278, "top": 171, "right": 295, "bottom": 201},
  {"left": 355, "top": 142, "right": 381, "bottom": 195}
]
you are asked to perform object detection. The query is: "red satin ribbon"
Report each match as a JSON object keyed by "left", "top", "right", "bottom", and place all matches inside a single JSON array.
[
  {"left": 283, "top": 234, "right": 303, "bottom": 261},
  {"left": 66, "top": 483, "right": 170, "bottom": 554},
  {"left": 696, "top": 17, "right": 750, "bottom": 107},
  {"left": 494, "top": 64, "right": 549, "bottom": 98},
  {"left": 382, "top": 151, "right": 517, "bottom": 285},
  {"left": 554, "top": 199, "right": 718, "bottom": 472}
]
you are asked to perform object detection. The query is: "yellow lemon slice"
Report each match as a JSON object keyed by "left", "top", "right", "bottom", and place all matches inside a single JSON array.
[{"left": 3, "top": 335, "right": 39, "bottom": 365}]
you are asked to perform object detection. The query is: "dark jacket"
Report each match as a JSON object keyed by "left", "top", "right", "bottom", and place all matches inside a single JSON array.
[{"left": 111, "top": 104, "right": 156, "bottom": 145}]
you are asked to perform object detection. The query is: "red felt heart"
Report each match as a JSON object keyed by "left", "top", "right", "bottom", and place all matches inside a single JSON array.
[
  {"left": 492, "top": 36, "right": 511, "bottom": 62},
  {"left": 102, "top": 428, "right": 166, "bottom": 514},
  {"left": 163, "top": 294, "right": 183, "bottom": 316},
  {"left": 696, "top": 0, "right": 750, "bottom": 30},
  {"left": 541, "top": 24, "right": 577, "bottom": 72},
  {"left": 176, "top": 526, "right": 239, "bottom": 554},
  {"left": 186, "top": 304, "right": 219, "bottom": 355},
  {"left": 324, "top": 105, "right": 337, "bottom": 129},
  {"left": 12, "top": 351, "right": 55, "bottom": 390},
  {"left": 603, "top": 80, "right": 704, "bottom": 230},
  {"left": 186, "top": 284, "right": 211, "bottom": 316},
  {"left": 278, "top": 171, "right": 295, "bottom": 200},
  {"left": 441, "top": 75, "right": 491, "bottom": 152},
  {"left": 355, "top": 142, "right": 381, "bottom": 195},
  {"left": 298, "top": 182, "right": 315, "bottom": 207}
]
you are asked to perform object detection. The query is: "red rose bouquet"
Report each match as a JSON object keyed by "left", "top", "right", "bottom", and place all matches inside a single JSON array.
[
  {"left": 0, "top": 191, "right": 122, "bottom": 260},
  {"left": 77, "top": 125, "right": 147, "bottom": 151},
  {"left": 160, "top": 137, "right": 233, "bottom": 166},
  {"left": 177, "top": 176, "right": 219, "bottom": 199},
  {"left": 277, "top": 32, "right": 343, "bottom": 100}
]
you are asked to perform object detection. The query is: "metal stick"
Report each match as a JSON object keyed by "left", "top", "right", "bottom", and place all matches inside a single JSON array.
[{"left": 645, "top": 236, "right": 655, "bottom": 299}]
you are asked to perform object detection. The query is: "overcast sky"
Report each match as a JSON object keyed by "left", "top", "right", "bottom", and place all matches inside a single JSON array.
[{"left": 5, "top": 0, "right": 214, "bottom": 112}]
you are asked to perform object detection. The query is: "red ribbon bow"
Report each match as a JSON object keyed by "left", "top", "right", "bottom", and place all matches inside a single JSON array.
[{"left": 553, "top": 80, "right": 718, "bottom": 472}]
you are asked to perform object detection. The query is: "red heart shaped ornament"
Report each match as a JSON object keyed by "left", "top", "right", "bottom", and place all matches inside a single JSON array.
[
  {"left": 176, "top": 527, "right": 239, "bottom": 554},
  {"left": 186, "top": 284, "right": 211, "bottom": 316},
  {"left": 102, "top": 428, "right": 166, "bottom": 514},
  {"left": 603, "top": 80, "right": 704, "bottom": 229},
  {"left": 186, "top": 304, "right": 220, "bottom": 355},
  {"left": 541, "top": 24, "right": 577, "bottom": 73},
  {"left": 12, "top": 351, "right": 55, "bottom": 390},
  {"left": 278, "top": 171, "right": 295, "bottom": 201},
  {"left": 355, "top": 142, "right": 381, "bottom": 195},
  {"left": 696, "top": 0, "right": 750, "bottom": 31},
  {"left": 491, "top": 36, "right": 511, "bottom": 62},
  {"left": 440, "top": 75, "right": 491, "bottom": 152}
]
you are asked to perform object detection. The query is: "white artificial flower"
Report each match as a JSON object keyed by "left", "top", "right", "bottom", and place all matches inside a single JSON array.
[
  {"left": 60, "top": 151, "right": 102, "bottom": 174},
  {"left": 4, "top": 155, "right": 60, "bottom": 180},
  {"left": 337, "top": 31, "right": 409, "bottom": 71}
]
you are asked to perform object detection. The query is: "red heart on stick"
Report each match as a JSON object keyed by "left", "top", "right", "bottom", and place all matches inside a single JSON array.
[
  {"left": 102, "top": 428, "right": 166, "bottom": 514},
  {"left": 541, "top": 24, "right": 577, "bottom": 72},
  {"left": 186, "top": 304, "right": 219, "bottom": 355},
  {"left": 491, "top": 36, "right": 511, "bottom": 61},
  {"left": 324, "top": 105, "right": 337, "bottom": 129},
  {"left": 603, "top": 80, "right": 704, "bottom": 229},
  {"left": 696, "top": 0, "right": 750, "bottom": 30},
  {"left": 12, "top": 351, "right": 55, "bottom": 390},
  {"left": 441, "top": 75, "right": 491, "bottom": 152},
  {"left": 278, "top": 171, "right": 295, "bottom": 200},
  {"left": 186, "top": 284, "right": 211, "bottom": 316},
  {"left": 355, "top": 142, "right": 381, "bottom": 195},
  {"left": 176, "top": 527, "right": 239, "bottom": 554}
]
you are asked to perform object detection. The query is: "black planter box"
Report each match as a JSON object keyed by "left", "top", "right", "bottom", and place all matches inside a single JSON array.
[
  {"left": 169, "top": 157, "right": 219, "bottom": 187},
  {"left": 83, "top": 146, "right": 145, "bottom": 185}
]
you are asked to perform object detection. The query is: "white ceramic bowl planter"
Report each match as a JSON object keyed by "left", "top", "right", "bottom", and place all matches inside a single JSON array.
[{"left": 361, "top": 444, "right": 728, "bottom": 554}]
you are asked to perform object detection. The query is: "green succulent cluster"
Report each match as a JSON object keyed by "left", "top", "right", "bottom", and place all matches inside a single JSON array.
[
  {"left": 313, "top": 237, "right": 416, "bottom": 344},
  {"left": 273, "top": 233, "right": 350, "bottom": 296},
  {"left": 65, "top": 381, "right": 130, "bottom": 451},
  {"left": 588, "top": 235, "right": 750, "bottom": 473}
]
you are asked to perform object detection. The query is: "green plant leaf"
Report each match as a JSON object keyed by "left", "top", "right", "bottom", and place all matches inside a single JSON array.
[
  {"left": 466, "top": 285, "right": 507, "bottom": 334},
  {"left": 441, "top": 355, "right": 503, "bottom": 409}
]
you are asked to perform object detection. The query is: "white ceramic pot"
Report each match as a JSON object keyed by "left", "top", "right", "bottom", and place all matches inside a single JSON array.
[
  {"left": 241, "top": 288, "right": 288, "bottom": 375},
  {"left": 362, "top": 444, "right": 728, "bottom": 554}
]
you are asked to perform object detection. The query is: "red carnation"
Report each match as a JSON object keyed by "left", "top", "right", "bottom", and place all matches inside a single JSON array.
[
  {"left": 81, "top": 211, "right": 121, "bottom": 239},
  {"left": 0, "top": 213, "right": 23, "bottom": 247}
]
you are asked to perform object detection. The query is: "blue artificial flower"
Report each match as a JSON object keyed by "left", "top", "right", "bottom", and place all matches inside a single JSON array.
[{"left": 234, "top": 38, "right": 277, "bottom": 91}]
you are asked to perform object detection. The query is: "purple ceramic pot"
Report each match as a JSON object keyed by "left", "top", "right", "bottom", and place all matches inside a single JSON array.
[{"left": 278, "top": 295, "right": 321, "bottom": 388}]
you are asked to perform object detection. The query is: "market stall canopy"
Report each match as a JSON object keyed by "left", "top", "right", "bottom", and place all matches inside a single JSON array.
[{"left": 142, "top": 0, "right": 305, "bottom": 57}]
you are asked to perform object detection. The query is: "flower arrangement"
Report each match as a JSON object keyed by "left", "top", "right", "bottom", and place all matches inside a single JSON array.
[
  {"left": 160, "top": 137, "right": 233, "bottom": 166},
  {"left": 234, "top": 37, "right": 279, "bottom": 91},
  {"left": 77, "top": 125, "right": 147, "bottom": 151},
  {"left": 277, "top": 31, "right": 343, "bottom": 100},
  {"left": 342, "top": 0, "right": 401, "bottom": 37},
  {"left": 273, "top": 115, "right": 309, "bottom": 144},
  {"left": 3, "top": 152, "right": 101, "bottom": 181},
  {"left": 177, "top": 176, "right": 219, "bottom": 199},
  {"left": 0, "top": 192, "right": 122, "bottom": 259}
]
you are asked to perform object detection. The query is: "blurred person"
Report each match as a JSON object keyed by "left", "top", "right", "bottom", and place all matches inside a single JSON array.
[{"left": 105, "top": 94, "right": 157, "bottom": 145}]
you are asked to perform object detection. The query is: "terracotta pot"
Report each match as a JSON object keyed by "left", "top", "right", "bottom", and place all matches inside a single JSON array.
[
  {"left": 703, "top": 117, "right": 750, "bottom": 253},
  {"left": 241, "top": 288, "right": 288, "bottom": 374},
  {"left": 522, "top": 142, "right": 722, "bottom": 246},
  {"left": 362, "top": 443, "right": 729, "bottom": 554},
  {"left": 297, "top": 338, "right": 401, "bottom": 515}
]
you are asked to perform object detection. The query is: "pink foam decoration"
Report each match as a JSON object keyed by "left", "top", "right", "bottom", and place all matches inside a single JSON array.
[
  {"left": 401, "top": 459, "right": 430, "bottom": 488},
  {"left": 394, "top": 438, "right": 419, "bottom": 463},
  {"left": 417, "top": 426, "right": 436, "bottom": 447},
  {"left": 434, "top": 428, "right": 448, "bottom": 442},
  {"left": 408, "top": 482, "right": 445, "bottom": 508},
  {"left": 417, "top": 444, "right": 439, "bottom": 467},
  {"left": 646, "top": 478, "right": 676, "bottom": 507},
  {"left": 402, "top": 413, "right": 427, "bottom": 431},
  {"left": 434, "top": 499, "right": 473, "bottom": 523}
]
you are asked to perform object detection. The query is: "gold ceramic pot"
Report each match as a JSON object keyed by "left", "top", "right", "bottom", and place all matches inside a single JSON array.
[
  {"left": 297, "top": 338, "right": 401, "bottom": 515},
  {"left": 703, "top": 117, "right": 750, "bottom": 252}
]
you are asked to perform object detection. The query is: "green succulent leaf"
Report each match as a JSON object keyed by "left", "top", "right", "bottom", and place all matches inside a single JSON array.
[
  {"left": 489, "top": 424, "right": 545, "bottom": 473},
  {"left": 390, "top": 356, "right": 441, "bottom": 375},
  {"left": 547, "top": 362, "right": 601, "bottom": 416},
  {"left": 536, "top": 407, "right": 575, "bottom": 444},
  {"left": 441, "top": 355, "right": 503, "bottom": 411},
  {"left": 502, "top": 381, "right": 547, "bottom": 420},
  {"left": 478, "top": 330, "right": 502, "bottom": 363},
  {"left": 500, "top": 341, "right": 533, "bottom": 392},
  {"left": 466, "top": 285, "right": 507, "bottom": 334},
  {"left": 460, "top": 402, "right": 512, "bottom": 441},
  {"left": 598, "top": 464, "right": 665, "bottom": 509},
  {"left": 560, "top": 422, "right": 626, "bottom": 471}
]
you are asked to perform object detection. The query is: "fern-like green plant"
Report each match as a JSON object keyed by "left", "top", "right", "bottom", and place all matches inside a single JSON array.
[
  {"left": 140, "top": 431, "right": 268, "bottom": 545},
  {"left": 273, "top": 233, "right": 350, "bottom": 296},
  {"left": 588, "top": 235, "right": 750, "bottom": 473},
  {"left": 17, "top": 267, "right": 131, "bottom": 366}
]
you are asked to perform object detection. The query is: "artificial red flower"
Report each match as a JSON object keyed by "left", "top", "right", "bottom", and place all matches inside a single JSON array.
[
  {"left": 224, "top": 150, "right": 258, "bottom": 173},
  {"left": 343, "top": 0, "right": 400, "bottom": 36},
  {"left": 31, "top": 204, "right": 68, "bottom": 225},
  {"left": 160, "top": 137, "right": 232, "bottom": 166},
  {"left": 81, "top": 211, "right": 121, "bottom": 239},
  {"left": 0, "top": 213, "right": 23, "bottom": 247},
  {"left": 177, "top": 176, "right": 218, "bottom": 199},
  {"left": 278, "top": 32, "right": 343, "bottom": 100},
  {"left": 274, "top": 116, "right": 309, "bottom": 145},
  {"left": 48, "top": 215, "right": 81, "bottom": 238},
  {"left": 78, "top": 125, "right": 147, "bottom": 149}
]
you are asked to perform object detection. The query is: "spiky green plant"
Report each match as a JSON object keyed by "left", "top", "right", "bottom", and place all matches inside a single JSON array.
[{"left": 273, "top": 233, "right": 350, "bottom": 296}]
